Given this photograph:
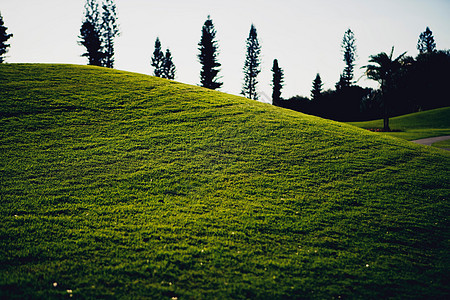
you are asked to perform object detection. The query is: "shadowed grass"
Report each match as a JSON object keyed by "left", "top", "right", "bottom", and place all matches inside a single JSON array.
[{"left": 0, "top": 64, "right": 449, "bottom": 299}]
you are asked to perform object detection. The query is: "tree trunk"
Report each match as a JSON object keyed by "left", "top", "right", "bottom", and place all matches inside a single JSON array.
[
  {"left": 382, "top": 83, "right": 390, "bottom": 131},
  {"left": 383, "top": 115, "right": 390, "bottom": 132}
]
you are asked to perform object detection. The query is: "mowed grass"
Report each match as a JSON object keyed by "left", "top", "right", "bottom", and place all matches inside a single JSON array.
[
  {"left": 432, "top": 139, "right": 450, "bottom": 150},
  {"left": 348, "top": 107, "right": 450, "bottom": 141},
  {"left": 0, "top": 64, "right": 449, "bottom": 299}
]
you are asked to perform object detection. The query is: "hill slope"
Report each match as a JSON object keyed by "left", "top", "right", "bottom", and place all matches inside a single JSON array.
[
  {"left": 0, "top": 64, "right": 449, "bottom": 299},
  {"left": 348, "top": 107, "right": 450, "bottom": 141}
]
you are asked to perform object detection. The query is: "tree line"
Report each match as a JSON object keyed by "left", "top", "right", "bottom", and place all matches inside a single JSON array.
[
  {"left": 1, "top": 4, "right": 448, "bottom": 127},
  {"left": 275, "top": 27, "right": 449, "bottom": 129},
  {"left": 76, "top": 1, "right": 262, "bottom": 98},
  {"left": 78, "top": 0, "right": 119, "bottom": 68},
  {"left": 76, "top": 1, "right": 450, "bottom": 128},
  {"left": 0, "top": 3, "right": 260, "bottom": 98},
  {"left": 149, "top": 15, "right": 262, "bottom": 100}
]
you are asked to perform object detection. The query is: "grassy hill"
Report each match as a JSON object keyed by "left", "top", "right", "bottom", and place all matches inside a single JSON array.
[
  {"left": 348, "top": 107, "right": 450, "bottom": 141},
  {"left": 0, "top": 64, "right": 449, "bottom": 299}
]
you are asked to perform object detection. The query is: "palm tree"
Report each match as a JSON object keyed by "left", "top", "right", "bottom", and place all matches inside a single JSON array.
[{"left": 363, "top": 47, "right": 407, "bottom": 131}]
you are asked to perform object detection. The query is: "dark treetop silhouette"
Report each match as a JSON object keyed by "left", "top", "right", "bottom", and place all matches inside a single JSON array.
[
  {"left": 241, "top": 24, "right": 261, "bottom": 100},
  {"left": 198, "top": 15, "right": 222, "bottom": 90},
  {"left": 271, "top": 59, "right": 284, "bottom": 106},
  {"left": 101, "top": 0, "right": 120, "bottom": 68},
  {"left": 417, "top": 27, "right": 436, "bottom": 54},
  {"left": 79, "top": 0, "right": 119, "bottom": 68},
  {"left": 311, "top": 73, "right": 323, "bottom": 102},
  {"left": 162, "top": 49, "right": 176, "bottom": 80},
  {"left": 337, "top": 29, "right": 357, "bottom": 90},
  {"left": 151, "top": 37, "right": 165, "bottom": 77},
  {"left": 0, "top": 11, "right": 13, "bottom": 63}
]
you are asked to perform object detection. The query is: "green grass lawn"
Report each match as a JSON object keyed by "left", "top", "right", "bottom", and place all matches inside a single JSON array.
[
  {"left": 432, "top": 139, "right": 450, "bottom": 149},
  {"left": 1, "top": 64, "right": 449, "bottom": 299},
  {"left": 348, "top": 107, "right": 450, "bottom": 141}
]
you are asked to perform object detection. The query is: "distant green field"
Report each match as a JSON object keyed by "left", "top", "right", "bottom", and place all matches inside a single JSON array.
[
  {"left": 1, "top": 64, "right": 449, "bottom": 299},
  {"left": 348, "top": 107, "right": 450, "bottom": 141}
]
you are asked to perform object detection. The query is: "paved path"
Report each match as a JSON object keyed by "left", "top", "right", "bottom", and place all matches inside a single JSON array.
[{"left": 411, "top": 135, "right": 450, "bottom": 151}]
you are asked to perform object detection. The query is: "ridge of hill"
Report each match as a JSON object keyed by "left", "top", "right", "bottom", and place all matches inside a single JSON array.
[{"left": 0, "top": 64, "right": 449, "bottom": 299}]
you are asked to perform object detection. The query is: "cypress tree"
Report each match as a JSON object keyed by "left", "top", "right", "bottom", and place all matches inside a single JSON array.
[
  {"left": 311, "top": 73, "right": 323, "bottom": 101},
  {"left": 0, "top": 11, "right": 13, "bottom": 63},
  {"left": 198, "top": 15, "right": 222, "bottom": 90},
  {"left": 151, "top": 37, "right": 164, "bottom": 77},
  {"left": 271, "top": 59, "right": 284, "bottom": 105},
  {"left": 241, "top": 24, "right": 261, "bottom": 100},
  {"left": 339, "top": 29, "right": 357, "bottom": 88},
  {"left": 79, "top": 0, "right": 103, "bottom": 66},
  {"left": 417, "top": 27, "right": 436, "bottom": 54},
  {"left": 101, "top": 0, "right": 120, "bottom": 68},
  {"left": 162, "top": 49, "right": 176, "bottom": 80}
]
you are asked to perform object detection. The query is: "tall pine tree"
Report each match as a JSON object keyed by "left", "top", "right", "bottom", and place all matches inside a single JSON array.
[
  {"left": 241, "top": 24, "right": 261, "bottom": 100},
  {"left": 338, "top": 29, "right": 356, "bottom": 89},
  {"left": 79, "top": 0, "right": 103, "bottom": 66},
  {"left": 161, "top": 49, "right": 176, "bottom": 80},
  {"left": 151, "top": 37, "right": 164, "bottom": 77},
  {"left": 198, "top": 15, "right": 222, "bottom": 90},
  {"left": 417, "top": 27, "right": 436, "bottom": 54},
  {"left": 0, "top": 11, "right": 13, "bottom": 63},
  {"left": 311, "top": 73, "right": 323, "bottom": 101},
  {"left": 101, "top": 0, "right": 120, "bottom": 68},
  {"left": 271, "top": 59, "right": 284, "bottom": 105}
]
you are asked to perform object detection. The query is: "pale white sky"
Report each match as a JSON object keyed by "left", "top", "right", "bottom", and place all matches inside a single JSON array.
[{"left": 2, "top": 0, "right": 450, "bottom": 102}]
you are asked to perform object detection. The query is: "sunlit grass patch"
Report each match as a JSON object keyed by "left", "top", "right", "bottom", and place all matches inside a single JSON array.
[
  {"left": 432, "top": 138, "right": 450, "bottom": 149},
  {"left": 348, "top": 107, "right": 450, "bottom": 140}
]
